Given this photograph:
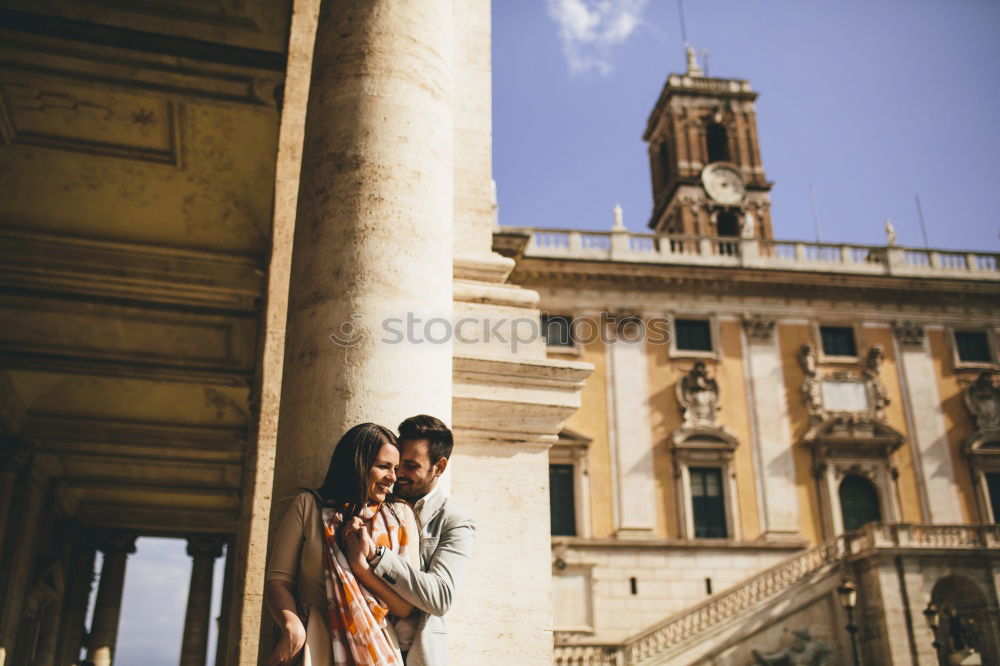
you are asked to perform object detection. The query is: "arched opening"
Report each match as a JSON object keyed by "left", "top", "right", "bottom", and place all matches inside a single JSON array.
[
  {"left": 930, "top": 575, "right": 1000, "bottom": 664},
  {"left": 658, "top": 141, "right": 673, "bottom": 183},
  {"left": 715, "top": 211, "right": 740, "bottom": 236},
  {"left": 838, "top": 474, "right": 881, "bottom": 531},
  {"left": 706, "top": 123, "right": 730, "bottom": 163}
]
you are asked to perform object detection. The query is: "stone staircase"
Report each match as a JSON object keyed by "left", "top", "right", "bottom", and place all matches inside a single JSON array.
[
  {"left": 553, "top": 535, "right": 848, "bottom": 665},
  {"left": 554, "top": 524, "right": 1000, "bottom": 665}
]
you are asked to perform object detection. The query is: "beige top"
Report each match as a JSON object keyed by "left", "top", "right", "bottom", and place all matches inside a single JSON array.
[{"left": 266, "top": 492, "right": 421, "bottom": 606}]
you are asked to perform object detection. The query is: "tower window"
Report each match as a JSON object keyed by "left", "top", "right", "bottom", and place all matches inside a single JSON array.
[
  {"left": 715, "top": 211, "right": 740, "bottom": 237},
  {"left": 690, "top": 467, "right": 727, "bottom": 538},
  {"left": 839, "top": 474, "right": 881, "bottom": 532},
  {"left": 549, "top": 464, "right": 577, "bottom": 536},
  {"left": 542, "top": 315, "right": 575, "bottom": 348},
  {"left": 820, "top": 326, "right": 857, "bottom": 358},
  {"left": 955, "top": 330, "right": 991, "bottom": 363},
  {"left": 706, "top": 123, "right": 730, "bottom": 163}
]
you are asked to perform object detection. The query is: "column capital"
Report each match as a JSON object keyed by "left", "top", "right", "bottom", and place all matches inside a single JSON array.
[
  {"left": 741, "top": 314, "right": 776, "bottom": 342},
  {"left": 892, "top": 320, "right": 925, "bottom": 347},
  {"left": 96, "top": 530, "right": 137, "bottom": 556},
  {"left": 186, "top": 535, "right": 225, "bottom": 560}
]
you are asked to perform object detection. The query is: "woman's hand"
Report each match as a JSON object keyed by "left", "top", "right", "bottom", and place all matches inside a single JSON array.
[
  {"left": 266, "top": 611, "right": 306, "bottom": 666},
  {"left": 342, "top": 518, "right": 374, "bottom": 568}
]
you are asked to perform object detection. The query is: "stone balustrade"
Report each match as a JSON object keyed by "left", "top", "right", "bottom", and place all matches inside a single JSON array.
[
  {"left": 553, "top": 523, "right": 1000, "bottom": 665},
  {"left": 514, "top": 228, "right": 1000, "bottom": 281}
]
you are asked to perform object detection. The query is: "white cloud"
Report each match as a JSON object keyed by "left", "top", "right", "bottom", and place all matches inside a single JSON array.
[{"left": 547, "top": 0, "right": 650, "bottom": 75}]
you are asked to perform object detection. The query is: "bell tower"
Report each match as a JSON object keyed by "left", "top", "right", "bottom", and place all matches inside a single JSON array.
[{"left": 644, "top": 48, "right": 774, "bottom": 238}]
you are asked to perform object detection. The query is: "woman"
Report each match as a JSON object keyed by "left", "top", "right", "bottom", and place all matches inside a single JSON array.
[{"left": 265, "top": 423, "right": 420, "bottom": 666}]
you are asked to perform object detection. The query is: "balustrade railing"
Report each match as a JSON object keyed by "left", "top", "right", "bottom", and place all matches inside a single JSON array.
[
  {"left": 515, "top": 228, "right": 1000, "bottom": 280},
  {"left": 553, "top": 522, "right": 1000, "bottom": 666}
]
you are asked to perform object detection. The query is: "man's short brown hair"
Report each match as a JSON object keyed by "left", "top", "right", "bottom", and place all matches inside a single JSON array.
[{"left": 398, "top": 414, "right": 453, "bottom": 463}]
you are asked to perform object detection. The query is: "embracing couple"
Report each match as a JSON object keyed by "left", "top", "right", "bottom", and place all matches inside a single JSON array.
[{"left": 264, "top": 415, "right": 475, "bottom": 666}]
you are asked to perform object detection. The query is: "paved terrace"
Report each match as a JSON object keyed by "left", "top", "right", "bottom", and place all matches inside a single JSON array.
[{"left": 505, "top": 228, "right": 1000, "bottom": 281}]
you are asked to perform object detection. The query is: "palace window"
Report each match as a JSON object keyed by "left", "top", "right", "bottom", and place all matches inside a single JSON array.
[
  {"left": 819, "top": 325, "right": 857, "bottom": 358},
  {"left": 987, "top": 473, "right": 1000, "bottom": 525},
  {"left": 542, "top": 314, "right": 575, "bottom": 348},
  {"left": 839, "top": 474, "right": 881, "bottom": 531},
  {"left": 549, "top": 429, "right": 591, "bottom": 538},
  {"left": 706, "top": 123, "right": 730, "bottom": 163},
  {"left": 690, "top": 467, "right": 728, "bottom": 538},
  {"left": 549, "top": 464, "right": 577, "bottom": 536},
  {"left": 674, "top": 319, "right": 713, "bottom": 353},
  {"left": 954, "top": 330, "right": 992, "bottom": 364}
]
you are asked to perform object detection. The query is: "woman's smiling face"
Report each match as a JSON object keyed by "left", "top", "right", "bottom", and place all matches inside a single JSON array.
[{"left": 367, "top": 443, "right": 399, "bottom": 503}]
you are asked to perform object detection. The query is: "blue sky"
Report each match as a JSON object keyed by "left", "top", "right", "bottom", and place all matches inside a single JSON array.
[
  {"left": 97, "top": 4, "right": 1000, "bottom": 662},
  {"left": 493, "top": 0, "right": 1000, "bottom": 250}
]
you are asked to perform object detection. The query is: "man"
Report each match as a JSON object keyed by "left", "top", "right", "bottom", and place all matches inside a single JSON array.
[{"left": 345, "top": 414, "right": 476, "bottom": 665}]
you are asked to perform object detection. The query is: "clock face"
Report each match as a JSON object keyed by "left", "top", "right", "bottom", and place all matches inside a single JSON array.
[{"left": 702, "top": 164, "right": 746, "bottom": 205}]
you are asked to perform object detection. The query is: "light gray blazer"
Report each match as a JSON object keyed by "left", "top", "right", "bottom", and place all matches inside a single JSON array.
[{"left": 372, "top": 490, "right": 475, "bottom": 666}]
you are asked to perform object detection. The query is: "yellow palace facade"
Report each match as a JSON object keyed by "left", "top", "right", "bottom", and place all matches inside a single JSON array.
[{"left": 496, "top": 52, "right": 1000, "bottom": 666}]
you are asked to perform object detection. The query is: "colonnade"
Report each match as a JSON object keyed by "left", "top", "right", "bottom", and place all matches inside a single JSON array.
[
  {"left": 84, "top": 533, "right": 225, "bottom": 666},
  {"left": 0, "top": 525, "right": 225, "bottom": 666}
]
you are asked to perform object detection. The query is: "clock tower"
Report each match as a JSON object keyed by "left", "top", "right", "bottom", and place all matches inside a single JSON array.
[{"left": 644, "top": 48, "right": 774, "bottom": 238}]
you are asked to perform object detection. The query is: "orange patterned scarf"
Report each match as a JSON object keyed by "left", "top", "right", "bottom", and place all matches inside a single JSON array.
[{"left": 320, "top": 502, "right": 406, "bottom": 665}]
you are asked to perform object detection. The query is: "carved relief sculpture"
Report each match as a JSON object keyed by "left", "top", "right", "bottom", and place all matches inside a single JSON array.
[
  {"left": 798, "top": 343, "right": 823, "bottom": 421},
  {"left": 864, "top": 344, "right": 890, "bottom": 420},
  {"left": 752, "top": 628, "right": 831, "bottom": 665},
  {"left": 965, "top": 371, "right": 1000, "bottom": 434},
  {"left": 678, "top": 361, "right": 720, "bottom": 428}
]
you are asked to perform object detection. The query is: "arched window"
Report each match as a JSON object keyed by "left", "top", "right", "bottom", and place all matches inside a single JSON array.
[
  {"left": 706, "top": 123, "right": 730, "bottom": 163},
  {"left": 839, "top": 474, "right": 881, "bottom": 531}
]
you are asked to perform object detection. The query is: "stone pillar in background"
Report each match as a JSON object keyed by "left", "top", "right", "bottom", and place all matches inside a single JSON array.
[
  {"left": 741, "top": 317, "right": 802, "bottom": 541},
  {"left": 606, "top": 320, "right": 657, "bottom": 537},
  {"left": 86, "top": 532, "right": 136, "bottom": 666},
  {"left": 0, "top": 448, "right": 44, "bottom": 666},
  {"left": 55, "top": 532, "right": 98, "bottom": 666},
  {"left": 270, "top": 0, "right": 455, "bottom": 509},
  {"left": 180, "top": 537, "right": 224, "bottom": 666},
  {"left": 892, "top": 322, "right": 962, "bottom": 523}
]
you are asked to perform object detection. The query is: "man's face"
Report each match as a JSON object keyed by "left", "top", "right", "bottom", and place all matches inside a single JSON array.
[{"left": 394, "top": 438, "right": 444, "bottom": 500}]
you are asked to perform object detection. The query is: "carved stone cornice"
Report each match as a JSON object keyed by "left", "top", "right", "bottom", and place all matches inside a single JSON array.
[
  {"left": 892, "top": 320, "right": 925, "bottom": 348},
  {"left": 741, "top": 314, "right": 776, "bottom": 342}
]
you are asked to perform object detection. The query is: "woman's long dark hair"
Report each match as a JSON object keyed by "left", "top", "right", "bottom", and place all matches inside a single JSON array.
[{"left": 314, "top": 423, "right": 399, "bottom": 521}]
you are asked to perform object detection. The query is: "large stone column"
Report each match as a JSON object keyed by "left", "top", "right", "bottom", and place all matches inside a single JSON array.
[
  {"left": 86, "top": 532, "right": 136, "bottom": 666},
  {"left": 271, "top": 0, "right": 454, "bottom": 505},
  {"left": 179, "top": 537, "right": 224, "bottom": 666}
]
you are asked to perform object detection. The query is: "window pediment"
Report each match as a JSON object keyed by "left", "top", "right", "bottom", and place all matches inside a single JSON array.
[{"left": 804, "top": 414, "right": 904, "bottom": 459}]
